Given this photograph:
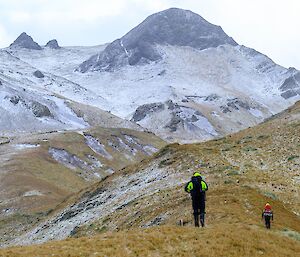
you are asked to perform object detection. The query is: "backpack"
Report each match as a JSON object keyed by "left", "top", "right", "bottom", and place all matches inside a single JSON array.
[
  {"left": 191, "top": 176, "right": 203, "bottom": 194},
  {"left": 263, "top": 210, "right": 273, "bottom": 217}
]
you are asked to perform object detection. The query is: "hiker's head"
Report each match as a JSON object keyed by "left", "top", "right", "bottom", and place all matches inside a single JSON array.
[
  {"left": 264, "top": 203, "right": 271, "bottom": 210},
  {"left": 192, "top": 172, "right": 202, "bottom": 179}
]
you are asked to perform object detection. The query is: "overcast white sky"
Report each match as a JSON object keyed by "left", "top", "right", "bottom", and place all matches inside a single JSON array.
[{"left": 0, "top": 0, "right": 299, "bottom": 69}]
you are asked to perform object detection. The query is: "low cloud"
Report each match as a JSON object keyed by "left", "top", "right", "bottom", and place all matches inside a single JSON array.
[{"left": 0, "top": 23, "right": 12, "bottom": 47}]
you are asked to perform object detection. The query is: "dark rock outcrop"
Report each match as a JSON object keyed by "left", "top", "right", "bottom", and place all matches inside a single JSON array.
[
  {"left": 29, "top": 101, "right": 53, "bottom": 117},
  {"left": 279, "top": 72, "right": 300, "bottom": 99},
  {"left": 45, "top": 39, "right": 60, "bottom": 49},
  {"left": 33, "top": 70, "right": 45, "bottom": 78},
  {"left": 165, "top": 115, "right": 182, "bottom": 132},
  {"left": 280, "top": 72, "right": 300, "bottom": 91},
  {"left": 220, "top": 98, "right": 252, "bottom": 113},
  {"left": 78, "top": 8, "right": 237, "bottom": 72},
  {"left": 281, "top": 90, "right": 300, "bottom": 99},
  {"left": 131, "top": 103, "right": 165, "bottom": 122},
  {"left": 10, "top": 32, "right": 42, "bottom": 50},
  {"left": 5, "top": 95, "right": 53, "bottom": 117}
]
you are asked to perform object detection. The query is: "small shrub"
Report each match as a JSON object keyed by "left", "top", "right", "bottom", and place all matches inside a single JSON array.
[
  {"left": 159, "top": 159, "right": 174, "bottom": 168},
  {"left": 257, "top": 135, "right": 269, "bottom": 140},
  {"left": 287, "top": 155, "right": 299, "bottom": 161},
  {"left": 243, "top": 146, "right": 257, "bottom": 152},
  {"left": 263, "top": 192, "right": 278, "bottom": 200},
  {"left": 227, "top": 170, "right": 240, "bottom": 176},
  {"left": 282, "top": 229, "right": 300, "bottom": 241}
]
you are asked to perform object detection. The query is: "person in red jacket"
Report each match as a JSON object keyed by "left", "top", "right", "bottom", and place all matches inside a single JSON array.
[{"left": 262, "top": 203, "right": 274, "bottom": 229}]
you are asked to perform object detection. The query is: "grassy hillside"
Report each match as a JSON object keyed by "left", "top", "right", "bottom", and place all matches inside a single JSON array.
[
  {"left": 72, "top": 102, "right": 300, "bottom": 236},
  {"left": 0, "top": 127, "right": 166, "bottom": 244},
  {"left": 1, "top": 102, "right": 300, "bottom": 256},
  {"left": 1, "top": 224, "right": 299, "bottom": 257}
]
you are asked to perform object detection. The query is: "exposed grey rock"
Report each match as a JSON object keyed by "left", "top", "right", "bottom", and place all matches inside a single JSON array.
[
  {"left": 220, "top": 106, "right": 231, "bottom": 113},
  {"left": 281, "top": 90, "right": 299, "bottom": 99},
  {"left": 166, "top": 100, "right": 178, "bottom": 110},
  {"left": 5, "top": 95, "right": 53, "bottom": 117},
  {"left": 165, "top": 115, "right": 182, "bottom": 132},
  {"left": 28, "top": 101, "right": 53, "bottom": 117},
  {"left": 33, "top": 70, "right": 45, "bottom": 78},
  {"left": 280, "top": 72, "right": 300, "bottom": 91},
  {"left": 48, "top": 147, "right": 101, "bottom": 181},
  {"left": 158, "top": 70, "right": 166, "bottom": 76},
  {"left": 205, "top": 94, "right": 220, "bottom": 102},
  {"left": 83, "top": 134, "right": 113, "bottom": 160},
  {"left": 45, "top": 39, "right": 60, "bottom": 49},
  {"left": 255, "top": 60, "right": 276, "bottom": 73},
  {"left": 8, "top": 95, "right": 20, "bottom": 105},
  {"left": 227, "top": 99, "right": 240, "bottom": 110},
  {"left": 10, "top": 32, "right": 42, "bottom": 50},
  {"left": 131, "top": 103, "right": 165, "bottom": 122},
  {"left": 220, "top": 98, "right": 252, "bottom": 113},
  {"left": 78, "top": 8, "right": 237, "bottom": 72}
]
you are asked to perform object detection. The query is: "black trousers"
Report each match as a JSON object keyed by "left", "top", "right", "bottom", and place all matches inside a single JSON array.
[
  {"left": 192, "top": 200, "right": 205, "bottom": 227},
  {"left": 264, "top": 216, "right": 271, "bottom": 229}
]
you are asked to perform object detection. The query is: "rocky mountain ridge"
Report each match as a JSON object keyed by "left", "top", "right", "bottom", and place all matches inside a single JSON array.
[
  {"left": 78, "top": 8, "right": 237, "bottom": 72},
  {"left": 2, "top": 8, "right": 300, "bottom": 143}
]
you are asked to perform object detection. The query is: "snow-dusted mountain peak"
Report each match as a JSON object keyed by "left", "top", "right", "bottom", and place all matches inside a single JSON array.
[
  {"left": 10, "top": 32, "right": 42, "bottom": 50},
  {"left": 3, "top": 9, "right": 300, "bottom": 142},
  {"left": 45, "top": 39, "right": 60, "bottom": 49},
  {"left": 78, "top": 8, "right": 237, "bottom": 72}
]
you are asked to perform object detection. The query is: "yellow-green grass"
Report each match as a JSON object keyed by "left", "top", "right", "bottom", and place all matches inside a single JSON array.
[
  {"left": 66, "top": 102, "right": 300, "bottom": 245},
  {"left": 1, "top": 101, "right": 300, "bottom": 255},
  {"left": 1, "top": 224, "right": 299, "bottom": 257}
]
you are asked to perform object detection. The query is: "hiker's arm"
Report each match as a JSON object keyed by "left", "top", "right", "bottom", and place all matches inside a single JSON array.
[{"left": 185, "top": 182, "right": 192, "bottom": 193}]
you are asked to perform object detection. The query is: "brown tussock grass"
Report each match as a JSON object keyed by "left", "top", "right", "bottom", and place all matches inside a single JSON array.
[{"left": 0, "top": 224, "right": 299, "bottom": 257}]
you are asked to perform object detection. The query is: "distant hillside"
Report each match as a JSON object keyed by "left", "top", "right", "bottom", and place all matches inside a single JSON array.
[{"left": 0, "top": 128, "right": 166, "bottom": 245}]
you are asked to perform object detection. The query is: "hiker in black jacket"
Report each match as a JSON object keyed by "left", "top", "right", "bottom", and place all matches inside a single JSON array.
[
  {"left": 262, "top": 203, "right": 274, "bottom": 229},
  {"left": 185, "top": 172, "right": 208, "bottom": 227}
]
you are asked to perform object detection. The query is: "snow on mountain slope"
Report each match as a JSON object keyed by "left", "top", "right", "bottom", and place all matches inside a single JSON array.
[
  {"left": 78, "top": 8, "right": 237, "bottom": 72},
  {"left": 0, "top": 49, "right": 128, "bottom": 135},
  {"left": 8, "top": 44, "right": 106, "bottom": 77},
  {"left": 38, "top": 43, "right": 297, "bottom": 142},
  {"left": 4, "top": 8, "right": 300, "bottom": 142}
]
